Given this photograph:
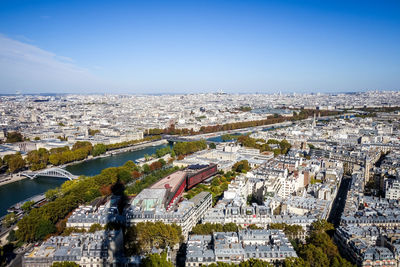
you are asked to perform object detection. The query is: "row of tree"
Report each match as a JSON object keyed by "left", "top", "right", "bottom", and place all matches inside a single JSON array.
[
  {"left": 146, "top": 109, "right": 342, "bottom": 136},
  {"left": 152, "top": 140, "right": 209, "bottom": 161},
  {"left": 0, "top": 153, "right": 25, "bottom": 173},
  {"left": 48, "top": 141, "right": 93, "bottom": 166},
  {"left": 0, "top": 136, "right": 162, "bottom": 173},
  {"left": 125, "top": 166, "right": 179, "bottom": 196},
  {"left": 191, "top": 222, "right": 239, "bottom": 235},
  {"left": 172, "top": 140, "right": 208, "bottom": 156},
  {"left": 155, "top": 146, "right": 175, "bottom": 158},
  {"left": 105, "top": 135, "right": 161, "bottom": 150},
  {"left": 61, "top": 224, "right": 104, "bottom": 236}
]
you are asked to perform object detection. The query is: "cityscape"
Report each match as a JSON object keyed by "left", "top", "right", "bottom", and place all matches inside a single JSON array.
[
  {"left": 0, "top": 92, "right": 399, "bottom": 266},
  {"left": 1, "top": 1, "right": 400, "bottom": 267}
]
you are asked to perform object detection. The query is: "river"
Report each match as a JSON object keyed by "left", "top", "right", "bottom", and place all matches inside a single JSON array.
[{"left": 0, "top": 143, "right": 169, "bottom": 217}]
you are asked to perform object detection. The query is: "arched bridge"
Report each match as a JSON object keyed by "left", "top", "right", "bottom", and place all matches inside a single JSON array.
[{"left": 22, "top": 168, "right": 78, "bottom": 180}]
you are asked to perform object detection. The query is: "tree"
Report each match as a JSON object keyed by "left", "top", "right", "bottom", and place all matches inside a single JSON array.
[
  {"left": 131, "top": 170, "right": 142, "bottom": 179},
  {"left": 141, "top": 252, "right": 174, "bottom": 267},
  {"left": 21, "top": 200, "right": 35, "bottom": 212},
  {"left": 191, "top": 223, "right": 239, "bottom": 235},
  {"left": 45, "top": 188, "right": 59, "bottom": 200},
  {"left": 49, "top": 153, "right": 62, "bottom": 166},
  {"left": 123, "top": 160, "right": 137, "bottom": 171},
  {"left": 88, "top": 128, "right": 100, "bottom": 136},
  {"left": 248, "top": 224, "right": 263, "bottom": 230},
  {"left": 280, "top": 139, "right": 292, "bottom": 154},
  {"left": 310, "top": 219, "right": 334, "bottom": 233},
  {"left": 297, "top": 219, "right": 353, "bottom": 267},
  {"left": 72, "top": 141, "right": 92, "bottom": 152},
  {"left": 2, "top": 213, "right": 17, "bottom": 228},
  {"left": 150, "top": 161, "right": 162, "bottom": 171},
  {"left": 0, "top": 245, "right": 6, "bottom": 266},
  {"left": 173, "top": 140, "right": 207, "bottom": 156},
  {"left": 34, "top": 136, "right": 41, "bottom": 141},
  {"left": 7, "top": 153, "right": 25, "bottom": 173},
  {"left": 142, "top": 164, "right": 151, "bottom": 174},
  {"left": 307, "top": 231, "right": 339, "bottom": 259},
  {"left": 209, "top": 142, "right": 217, "bottom": 149},
  {"left": 298, "top": 244, "right": 329, "bottom": 267},
  {"left": 51, "top": 262, "right": 79, "bottom": 267},
  {"left": 92, "top": 143, "right": 107, "bottom": 156},
  {"left": 5, "top": 131, "right": 23, "bottom": 143},
  {"left": 57, "top": 135, "right": 67, "bottom": 141},
  {"left": 7, "top": 229, "right": 17, "bottom": 243},
  {"left": 155, "top": 146, "right": 173, "bottom": 158},
  {"left": 35, "top": 219, "right": 56, "bottom": 240},
  {"left": 232, "top": 160, "right": 251, "bottom": 173},
  {"left": 88, "top": 223, "right": 103, "bottom": 233},
  {"left": 27, "top": 148, "right": 49, "bottom": 170},
  {"left": 158, "top": 158, "right": 166, "bottom": 167},
  {"left": 284, "top": 257, "right": 309, "bottom": 267}
]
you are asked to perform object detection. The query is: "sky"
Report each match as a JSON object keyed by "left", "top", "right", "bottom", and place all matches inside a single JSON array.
[{"left": 0, "top": 0, "right": 399, "bottom": 94}]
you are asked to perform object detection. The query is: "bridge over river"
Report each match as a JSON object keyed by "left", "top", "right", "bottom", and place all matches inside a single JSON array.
[{"left": 21, "top": 168, "right": 78, "bottom": 180}]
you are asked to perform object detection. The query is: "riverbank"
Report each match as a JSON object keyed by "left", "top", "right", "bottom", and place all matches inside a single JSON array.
[
  {"left": 0, "top": 139, "right": 168, "bottom": 188},
  {"left": 0, "top": 173, "right": 28, "bottom": 186},
  {"left": 58, "top": 139, "right": 168, "bottom": 169},
  {"left": 0, "top": 142, "right": 171, "bottom": 217},
  {"left": 184, "top": 120, "right": 295, "bottom": 140}
]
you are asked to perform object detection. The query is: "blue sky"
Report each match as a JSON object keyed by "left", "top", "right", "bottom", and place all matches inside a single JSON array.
[{"left": 0, "top": 0, "right": 399, "bottom": 94}]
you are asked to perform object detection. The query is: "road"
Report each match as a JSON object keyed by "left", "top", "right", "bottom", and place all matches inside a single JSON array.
[
  {"left": 8, "top": 244, "right": 32, "bottom": 267},
  {"left": 328, "top": 175, "right": 352, "bottom": 227}
]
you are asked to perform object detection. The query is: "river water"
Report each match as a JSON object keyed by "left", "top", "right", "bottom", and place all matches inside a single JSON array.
[{"left": 0, "top": 143, "right": 169, "bottom": 217}]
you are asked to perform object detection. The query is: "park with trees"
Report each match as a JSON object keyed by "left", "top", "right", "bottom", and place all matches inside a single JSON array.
[
  {"left": 235, "top": 135, "right": 292, "bottom": 156},
  {"left": 124, "top": 221, "right": 183, "bottom": 255}
]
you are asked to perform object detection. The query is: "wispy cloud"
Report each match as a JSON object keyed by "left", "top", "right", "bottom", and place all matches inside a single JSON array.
[
  {"left": 14, "top": 35, "right": 34, "bottom": 43},
  {"left": 0, "top": 34, "right": 107, "bottom": 93}
]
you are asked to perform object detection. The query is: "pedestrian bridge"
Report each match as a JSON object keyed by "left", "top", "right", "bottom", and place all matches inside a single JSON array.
[{"left": 22, "top": 168, "right": 78, "bottom": 180}]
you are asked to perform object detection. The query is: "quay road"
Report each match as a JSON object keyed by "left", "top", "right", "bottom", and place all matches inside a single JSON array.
[
  {"left": 328, "top": 175, "right": 353, "bottom": 227},
  {"left": 0, "top": 173, "right": 29, "bottom": 187}
]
